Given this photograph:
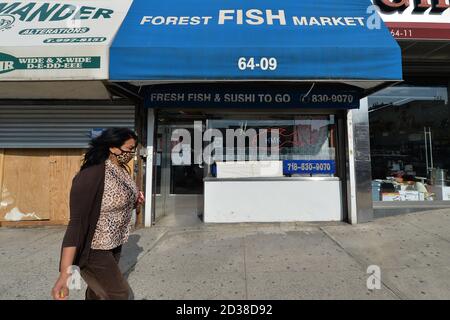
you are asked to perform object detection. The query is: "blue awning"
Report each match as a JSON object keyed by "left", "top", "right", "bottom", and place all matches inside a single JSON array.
[{"left": 110, "top": 0, "right": 402, "bottom": 88}]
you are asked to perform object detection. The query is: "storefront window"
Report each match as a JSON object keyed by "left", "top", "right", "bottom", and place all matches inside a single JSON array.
[
  {"left": 369, "top": 85, "right": 450, "bottom": 202},
  {"left": 208, "top": 115, "right": 337, "bottom": 178}
]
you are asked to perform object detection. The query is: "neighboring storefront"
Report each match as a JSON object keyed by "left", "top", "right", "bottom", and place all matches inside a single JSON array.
[
  {"left": 109, "top": 0, "right": 403, "bottom": 226},
  {"left": 0, "top": 0, "right": 136, "bottom": 226},
  {"left": 371, "top": 1, "right": 450, "bottom": 216}
]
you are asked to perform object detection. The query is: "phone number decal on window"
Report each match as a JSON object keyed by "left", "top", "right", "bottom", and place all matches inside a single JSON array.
[{"left": 283, "top": 160, "right": 336, "bottom": 175}]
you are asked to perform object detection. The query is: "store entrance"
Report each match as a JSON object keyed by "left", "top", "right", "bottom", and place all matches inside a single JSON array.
[{"left": 154, "top": 118, "right": 205, "bottom": 227}]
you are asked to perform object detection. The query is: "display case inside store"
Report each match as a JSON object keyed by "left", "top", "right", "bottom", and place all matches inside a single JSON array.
[{"left": 208, "top": 116, "right": 337, "bottom": 179}]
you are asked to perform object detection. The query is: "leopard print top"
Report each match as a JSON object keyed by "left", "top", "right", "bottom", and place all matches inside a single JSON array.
[{"left": 91, "top": 160, "right": 138, "bottom": 250}]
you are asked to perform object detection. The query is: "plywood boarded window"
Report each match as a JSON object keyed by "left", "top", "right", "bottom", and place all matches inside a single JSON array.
[{"left": 0, "top": 149, "right": 84, "bottom": 224}]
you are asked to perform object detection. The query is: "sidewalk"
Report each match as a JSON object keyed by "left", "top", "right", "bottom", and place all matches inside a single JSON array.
[{"left": 1, "top": 208, "right": 450, "bottom": 300}]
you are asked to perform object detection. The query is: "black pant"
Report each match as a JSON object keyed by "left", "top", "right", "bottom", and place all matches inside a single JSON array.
[{"left": 81, "top": 246, "right": 130, "bottom": 300}]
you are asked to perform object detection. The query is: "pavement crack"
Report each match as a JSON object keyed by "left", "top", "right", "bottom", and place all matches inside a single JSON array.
[
  {"left": 243, "top": 235, "right": 248, "bottom": 300},
  {"left": 403, "top": 219, "right": 450, "bottom": 245},
  {"left": 320, "top": 227, "right": 406, "bottom": 300}
]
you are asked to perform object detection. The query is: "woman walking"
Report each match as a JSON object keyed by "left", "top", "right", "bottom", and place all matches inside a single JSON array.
[{"left": 52, "top": 128, "right": 144, "bottom": 300}]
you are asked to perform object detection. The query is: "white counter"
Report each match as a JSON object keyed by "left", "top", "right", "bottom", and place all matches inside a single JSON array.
[{"left": 204, "top": 177, "right": 343, "bottom": 223}]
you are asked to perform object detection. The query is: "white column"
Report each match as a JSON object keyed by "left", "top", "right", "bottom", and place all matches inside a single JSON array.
[
  {"left": 144, "top": 109, "right": 155, "bottom": 227},
  {"left": 347, "top": 109, "right": 358, "bottom": 225}
]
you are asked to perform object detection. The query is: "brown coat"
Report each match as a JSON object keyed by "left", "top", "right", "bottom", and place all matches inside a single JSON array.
[{"left": 59, "top": 162, "right": 105, "bottom": 271}]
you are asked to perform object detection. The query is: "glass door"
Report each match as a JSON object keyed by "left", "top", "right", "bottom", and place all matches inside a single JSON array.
[{"left": 154, "top": 120, "right": 204, "bottom": 226}]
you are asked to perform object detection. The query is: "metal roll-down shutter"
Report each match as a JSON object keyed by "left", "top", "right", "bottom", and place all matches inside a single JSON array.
[{"left": 0, "top": 105, "right": 135, "bottom": 148}]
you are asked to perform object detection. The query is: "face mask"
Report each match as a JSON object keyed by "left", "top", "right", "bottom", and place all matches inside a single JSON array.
[{"left": 116, "top": 151, "right": 134, "bottom": 165}]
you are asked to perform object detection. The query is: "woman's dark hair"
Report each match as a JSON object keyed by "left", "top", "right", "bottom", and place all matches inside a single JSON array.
[{"left": 81, "top": 128, "right": 138, "bottom": 171}]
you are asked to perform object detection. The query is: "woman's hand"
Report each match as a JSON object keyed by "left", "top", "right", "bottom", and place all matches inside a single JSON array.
[
  {"left": 51, "top": 273, "right": 70, "bottom": 300},
  {"left": 137, "top": 191, "right": 145, "bottom": 205}
]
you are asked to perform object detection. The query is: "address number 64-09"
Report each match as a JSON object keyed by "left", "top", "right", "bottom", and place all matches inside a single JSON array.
[{"left": 238, "top": 57, "right": 277, "bottom": 71}]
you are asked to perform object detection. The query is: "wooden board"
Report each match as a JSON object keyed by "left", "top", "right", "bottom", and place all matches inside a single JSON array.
[
  {"left": 0, "top": 149, "right": 142, "bottom": 226},
  {"left": 0, "top": 149, "right": 84, "bottom": 224},
  {"left": 0, "top": 149, "right": 4, "bottom": 220},
  {"left": 0, "top": 149, "right": 4, "bottom": 203},
  {"left": 0, "top": 149, "right": 51, "bottom": 221},
  {"left": 134, "top": 153, "right": 145, "bottom": 227},
  {"left": 49, "top": 149, "right": 84, "bottom": 224}
]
